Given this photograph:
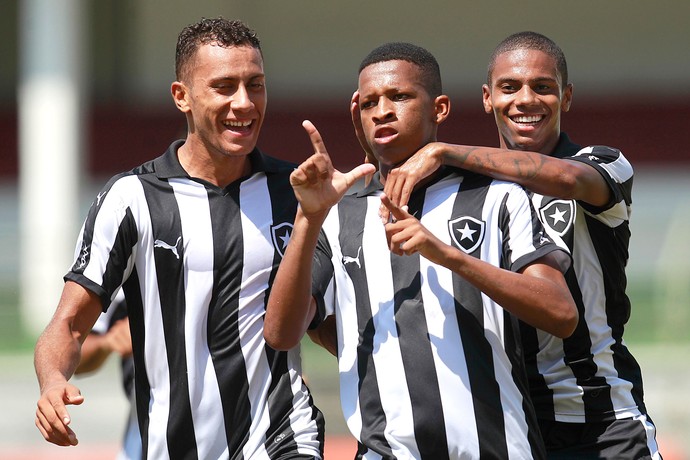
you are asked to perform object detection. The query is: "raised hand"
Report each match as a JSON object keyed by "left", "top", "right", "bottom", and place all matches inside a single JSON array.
[
  {"left": 291, "top": 120, "right": 375, "bottom": 218},
  {"left": 350, "top": 91, "right": 377, "bottom": 166}
]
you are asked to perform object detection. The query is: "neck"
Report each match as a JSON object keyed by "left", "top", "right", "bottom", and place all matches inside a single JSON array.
[{"left": 177, "top": 142, "right": 252, "bottom": 188}]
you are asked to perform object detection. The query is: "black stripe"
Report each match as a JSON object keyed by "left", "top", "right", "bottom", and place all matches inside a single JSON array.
[
  {"left": 449, "top": 175, "right": 509, "bottom": 458},
  {"left": 392, "top": 191, "right": 450, "bottom": 460},
  {"left": 263, "top": 172, "right": 325, "bottom": 458},
  {"left": 141, "top": 177, "right": 198, "bottom": 459},
  {"left": 338, "top": 196, "right": 393, "bottom": 458},
  {"left": 499, "top": 197, "right": 547, "bottom": 459},
  {"left": 122, "top": 267, "right": 150, "bottom": 459},
  {"left": 101, "top": 207, "right": 138, "bottom": 305},
  {"left": 206, "top": 185, "right": 252, "bottom": 457}
]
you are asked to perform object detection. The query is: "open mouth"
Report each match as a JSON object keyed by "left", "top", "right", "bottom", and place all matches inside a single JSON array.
[
  {"left": 510, "top": 114, "right": 544, "bottom": 125},
  {"left": 374, "top": 127, "right": 398, "bottom": 144},
  {"left": 222, "top": 119, "right": 253, "bottom": 134}
]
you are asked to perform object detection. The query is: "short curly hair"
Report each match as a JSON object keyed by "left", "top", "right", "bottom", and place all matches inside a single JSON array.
[{"left": 175, "top": 17, "right": 261, "bottom": 81}]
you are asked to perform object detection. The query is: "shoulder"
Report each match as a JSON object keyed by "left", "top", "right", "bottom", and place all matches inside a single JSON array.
[{"left": 253, "top": 149, "right": 298, "bottom": 175}]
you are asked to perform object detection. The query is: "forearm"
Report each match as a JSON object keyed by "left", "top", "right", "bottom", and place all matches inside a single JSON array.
[
  {"left": 434, "top": 246, "right": 576, "bottom": 338},
  {"left": 75, "top": 334, "right": 111, "bottom": 375},
  {"left": 35, "top": 321, "right": 82, "bottom": 392},
  {"left": 434, "top": 143, "right": 582, "bottom": 199},
  {"left": 264, "top": 209, "right": 325, "bottom": 350}
]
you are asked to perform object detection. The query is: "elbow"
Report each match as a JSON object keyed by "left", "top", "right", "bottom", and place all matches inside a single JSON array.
[
  {"left": 263, "top": 323, "right": 301, "bottom": 351},
  {"left": 550, "top": 301, "right": 579, "bottom": 339}
]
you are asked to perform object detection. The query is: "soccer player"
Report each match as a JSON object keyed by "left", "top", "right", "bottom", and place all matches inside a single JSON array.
[
  {"left": 34, "top": 17, "right": 325, "bottom": 459},
  {"left": 378, "top": 32, "right": 662, "bottom": 459},
  {"left": 264, "top": 42, "right": 577, "bottom": 459}
]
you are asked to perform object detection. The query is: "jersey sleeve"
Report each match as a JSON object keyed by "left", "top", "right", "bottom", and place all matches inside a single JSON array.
[
  {"left": 500, "top": 183, "right": 572, "bottom": 274},
  {"left": 64, "top": 174, "right": 139, "bottom": 312},
  {"left": 309, "top": 229, "right": 335, "bottom": 329},
  {"left": 569, "top": 145, "right": 633, "bottom": 225}
]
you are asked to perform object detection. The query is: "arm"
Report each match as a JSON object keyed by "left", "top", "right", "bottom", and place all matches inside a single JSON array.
[
  {"left": 382, "top": 142, "right": 611, "bottom": 222},
  {"left": 381, "top": 195, "right": 577, "bottom": 338},
  {"left": 307, "top": 315, "right": 338, "bottom": 357},
  {"left": 75, "top": 317, "right": 132, "bottom": 375},
  {"left": 264, "top": 120, "right": 375, "bottom": 350},
  {"left": 34, "top": 280, "right": 103, "bottom": 446}
]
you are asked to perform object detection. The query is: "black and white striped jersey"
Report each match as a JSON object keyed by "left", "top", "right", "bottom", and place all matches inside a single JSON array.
[
  {"left": 311, "top": 170, "right": 570, "bottom": 460},
  {"left": 65, "top": 141, "right": 325, "bottom": 460},
  {"left": 520, "top": 133, "right": 647, "bottom": 424}
]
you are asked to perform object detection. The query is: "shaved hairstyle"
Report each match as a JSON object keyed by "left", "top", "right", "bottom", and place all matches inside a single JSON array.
[
  {"left": 487, "top": 31, "right": 568, "bottom": 88},
  {"left": 359, "top": 42, "right": 443, "bottom": 98}
]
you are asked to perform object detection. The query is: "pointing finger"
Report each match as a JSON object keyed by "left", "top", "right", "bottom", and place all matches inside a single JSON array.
[
  {"left": 380, "top": 193, "right": 412, "bottom": 223},
  {"left": 302, "top": 120, "right": 329, "bottom": 157}
]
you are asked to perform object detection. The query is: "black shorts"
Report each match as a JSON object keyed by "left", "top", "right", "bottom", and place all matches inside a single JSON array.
[{"left": 539, "top": 415, "right": 662, "bottom": 460}]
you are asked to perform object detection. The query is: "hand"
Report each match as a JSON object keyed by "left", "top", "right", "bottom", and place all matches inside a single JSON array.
[
  {"left": 381, "top": 193, "right": 447, "bottom": 264},
  {"left": 350, "top": 91, "right": 377, "bottom": 167},
  {"left": 292, "top": 120, "right": 376, "bottom": 218},
  {"left": 380, "top": 142, "right": 444, "bottom": 223},
  {"left": 105, "top": 318, "right": 133, "bottom": 358},
  {"left": 35, "top": 381, "right": 84, "bottom": 446}
]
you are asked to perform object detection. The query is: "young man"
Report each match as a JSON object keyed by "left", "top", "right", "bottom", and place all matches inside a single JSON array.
[
  {"left": 379, "top": 32, "right": 661, "bottom": 459},
  {"left": 264, "top": 42, "right": 577, "bottom": 459},
  {"left": 34, "top": 18, "right": 325, "bottom": 459}
]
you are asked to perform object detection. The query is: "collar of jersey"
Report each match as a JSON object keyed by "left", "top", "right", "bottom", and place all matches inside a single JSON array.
[{"left": 153, "top": 140, "right": 288, "bottom": 179}]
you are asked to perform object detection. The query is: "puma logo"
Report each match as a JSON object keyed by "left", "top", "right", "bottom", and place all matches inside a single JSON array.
[
  {"left": 342, "top": 247, "right": 362, "bottom": 269},
  {"left": 154, "top": 236, "right": 181, "bottom": 259}
]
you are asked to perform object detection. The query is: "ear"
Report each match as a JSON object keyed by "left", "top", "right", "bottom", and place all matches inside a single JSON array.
[
  {"left": 433, "top": 94, "right": 451, "bottom": 124},
  {"left": 171, "top": 81, "right": 191, "bottom": 113},
  {"left": 482, "top": 84, "right": 493, "bottom": 114},
  {"left": 561, "top": 83, "right": 573, "bottom": 113}
]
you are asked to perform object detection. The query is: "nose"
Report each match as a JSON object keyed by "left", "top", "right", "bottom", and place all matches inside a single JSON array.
[
  {"left": 372, "top": 97, "right": 394, "bottom": 123},
  {"left": 231, "top": 83, "right": 254, "bottom": 111},
  {"left": 515, "top": 86, "right": 538, "bottom": 106}
]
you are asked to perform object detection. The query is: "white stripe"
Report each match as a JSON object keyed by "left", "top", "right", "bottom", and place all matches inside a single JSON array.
[
  {"left": 170, "top": 178, "right": 228, "bottom": 459},
  {"left": 483, "top": 181, "right": 535, "bottom": 457},
  {"left": 419, "top": 180, "right": 480, "bottom": 457},
  {"left": 238, "top": 174, "right": 274, "bottom": 460},
  {"left": 362, "top": 195, "right": 421, "bottom": 459},
  {"left": 323, "top": 207, "right": 363, "bottom": 439},
  {"left": 131, "top": 179, "right": 170, "bottom": 460},
  {"left": 634, "top": 413, "right": 662, "bottom": 459}
]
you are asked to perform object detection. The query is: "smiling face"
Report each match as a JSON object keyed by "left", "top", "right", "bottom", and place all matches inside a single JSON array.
[
  {"left": 483, "top": 48, "right": 572, "bottom": 155},
  {"left": 173, "top": 43, "right": 266, "bottom": 160},
  {"left": 358, "top": 59, "right": 448, "bottom": 174}
]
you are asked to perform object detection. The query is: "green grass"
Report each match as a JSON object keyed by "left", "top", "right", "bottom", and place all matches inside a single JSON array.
[{"left": 0, "top": 284, "right": 36, "bottom": 353}]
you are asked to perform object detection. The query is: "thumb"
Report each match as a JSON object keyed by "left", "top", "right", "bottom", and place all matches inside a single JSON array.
[
  {"left": 344, "top": 163, "right": 377, "bottom": 188},
  {"left": 65, "top": 387, "right": 85, "bottom": 406}
]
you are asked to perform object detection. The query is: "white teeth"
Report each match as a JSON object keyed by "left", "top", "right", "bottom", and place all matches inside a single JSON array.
[
  {"left": 223, "top": 120, "right": 252, "bottom": 127},
  {"left": 512, "top": 115, "right": 543, "bottom": 123}
]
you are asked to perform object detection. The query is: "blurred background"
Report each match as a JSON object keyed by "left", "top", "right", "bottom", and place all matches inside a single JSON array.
[{"left": 1, "top": 1, "right": 688, "bottom": 459}]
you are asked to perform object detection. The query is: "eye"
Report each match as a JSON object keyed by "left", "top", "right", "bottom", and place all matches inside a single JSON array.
[
  {"left": 392, "top": 93, "right": 410, "bottom": 102},
  {"left": 500, "top": 83, "right": 517, "bottom": 93},
  {"left": 360, "top": 100, "right": 376, "bottom": 110}
]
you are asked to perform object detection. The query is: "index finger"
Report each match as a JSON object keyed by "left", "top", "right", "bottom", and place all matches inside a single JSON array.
[
  {"left": 302, "top": 120, "right": 329, "bottom": 157},
  {"left": 380, "top": 193, "right": 412, "bottom": 223}
]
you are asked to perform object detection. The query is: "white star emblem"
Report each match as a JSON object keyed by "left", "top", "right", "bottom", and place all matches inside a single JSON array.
[
  {"left": 549, "top": 207, "right": 567, "bottom": 225},
  {"left": 279, "top": 229, "right": 291, "bottom": 250},
  {"left": 457, "top": 223, "right": 477, "bottom": 241}
]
